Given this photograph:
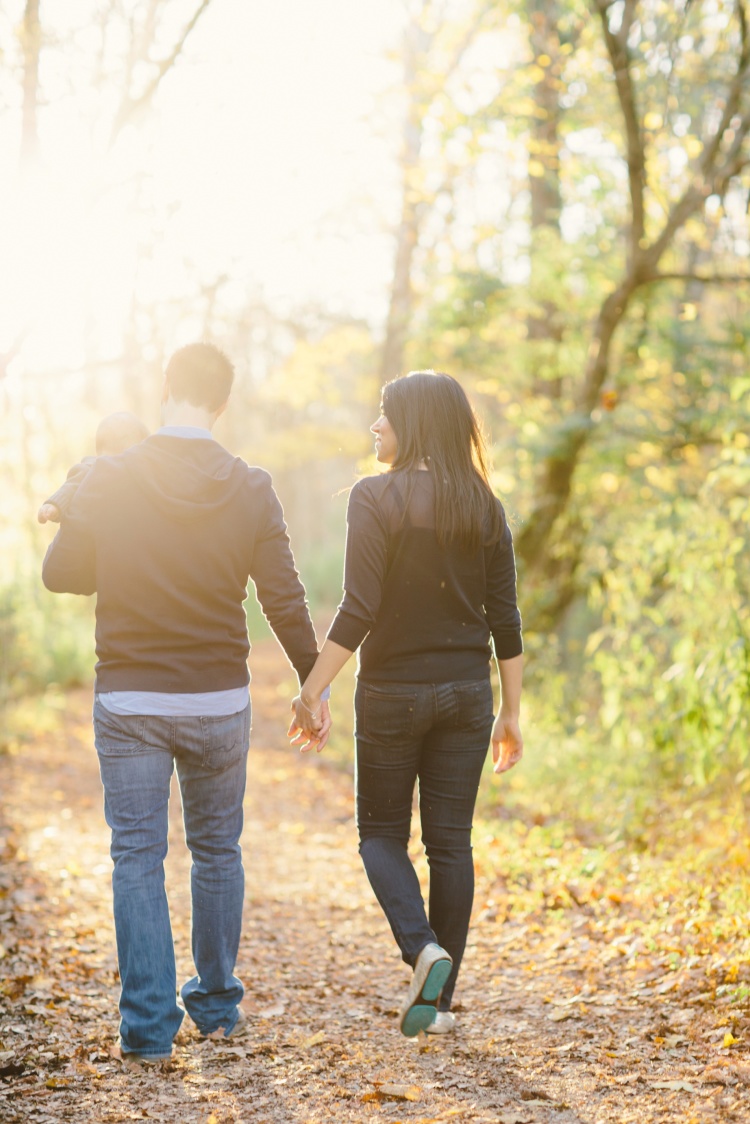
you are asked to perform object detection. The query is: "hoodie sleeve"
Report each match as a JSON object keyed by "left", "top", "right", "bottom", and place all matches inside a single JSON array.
[
  {"left": 43, "top": 456, "right": 96, "bottom": 517},
  {"left": 248, "top": 477, "right": 319, "bottom": 685},
  {"left": 42, "top": 463, "right": 99, "bottom": 595}
]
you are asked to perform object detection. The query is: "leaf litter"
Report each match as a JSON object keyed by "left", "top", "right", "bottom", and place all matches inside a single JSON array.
[{"left": 0, "top": 639, "right": 749, "bottom": 1122}]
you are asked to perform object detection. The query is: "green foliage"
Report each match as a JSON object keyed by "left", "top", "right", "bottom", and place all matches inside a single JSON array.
[
  {"left": 3, "top": 0, "right": 750, "bottom": 835},
  {"left": 0, "top": 576, "right": 95, "bottom": 705},
  {"left": 584, "top": 433, "right": 750, "bottom": 792}
]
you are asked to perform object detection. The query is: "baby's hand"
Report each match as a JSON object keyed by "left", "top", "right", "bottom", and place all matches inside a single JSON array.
[{"left": 37, "top": 503, "right": 61, "bottom": 524}]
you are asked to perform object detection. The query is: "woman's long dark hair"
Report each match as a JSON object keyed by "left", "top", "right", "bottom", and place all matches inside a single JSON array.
[{"left": 382, "top": 370, "right": 504, "bottom": 552}]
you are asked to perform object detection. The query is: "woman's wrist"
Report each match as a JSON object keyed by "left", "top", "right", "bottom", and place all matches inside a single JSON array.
[{"left": 300, "top": 692, "right": 322, "bottom": 714}]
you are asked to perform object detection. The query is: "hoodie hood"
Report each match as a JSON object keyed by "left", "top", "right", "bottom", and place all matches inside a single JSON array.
[{"left": 119, "top": 434, "right": 249, "bottom": 520}]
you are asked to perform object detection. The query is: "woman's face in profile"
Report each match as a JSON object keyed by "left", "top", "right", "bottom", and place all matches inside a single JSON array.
[{"left": 371, "top": 410, "right": 398, "bottom": 465}]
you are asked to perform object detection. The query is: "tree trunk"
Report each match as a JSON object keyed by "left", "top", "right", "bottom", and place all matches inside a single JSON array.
[
  {"left": 527, "top": 0, "right": 564, "bottom": 399},
  {"left": 20, "top": 0, "right": 41, "bottom": 166},
  {"left": 379, "top": 20, "right": 429, "bottom": 383},
  {"left": 516, "top": 277, "right": 637, "bottom": 570}
]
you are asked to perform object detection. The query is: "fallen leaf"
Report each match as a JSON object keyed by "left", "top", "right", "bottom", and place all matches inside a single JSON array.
[
  {"left": 700, "top": 1068, "right": 736, "bottom": 1086},
  {"left": 45, "top": 1076, "right": 73, "bottom": 1089},
  {"left": 303, "top": 1030, "right": 326, "bottom": 1048},
  {"left": 651, "top": 1080, "right": 698, "bottom": 1093},
  {"left": 258, "top": 1002, "right": 286, "bottom": 1018},
  {"left": 363, "top": 1083, "right": 421, "bottom": 1102},
  {"left": 0, "top": 1062, "right": 26, "bottom": 1079},
  {"left": 549, "top": 993, "right": 586, "bottom": 1007},
  {"left": 549, "top": 1008, "right": 575, "bottom": 1022}
]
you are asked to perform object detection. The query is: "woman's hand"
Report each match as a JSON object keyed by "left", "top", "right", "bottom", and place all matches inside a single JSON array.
[
  {"left": 288, "top": 696, "right": 332, "bottom": 753},
  {"left": 491, "top": 710, "right": 523, "bottom": 774}
]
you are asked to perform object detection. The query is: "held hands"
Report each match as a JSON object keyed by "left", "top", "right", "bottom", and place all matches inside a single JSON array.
[
  {"left": 288, "top": 696, "right": 332, "bottom": 754},
  {"left": 492, "top": 709, "right": 523, "bottom": 774}
]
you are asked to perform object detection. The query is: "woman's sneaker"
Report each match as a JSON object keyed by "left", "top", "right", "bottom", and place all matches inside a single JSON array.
[
  {"left": 399, "top": 943, "right": 452, "bottom": 1037},
  {"left": 425, "top": 1011, "right": 456, "bottom": 1035}
]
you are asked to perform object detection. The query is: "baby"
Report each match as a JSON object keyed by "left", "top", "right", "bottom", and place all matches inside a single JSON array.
[{"left": 38, "top": 411, "right": 149, "bottom": 524}]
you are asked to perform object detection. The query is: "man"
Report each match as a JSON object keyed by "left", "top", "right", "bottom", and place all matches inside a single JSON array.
[{"left": 42, "top": 342, "right": 330, "bottom": 1064}]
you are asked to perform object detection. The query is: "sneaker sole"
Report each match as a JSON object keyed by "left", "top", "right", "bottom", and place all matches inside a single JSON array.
[
  {"left": 400, "top": 958, "right": 452, "bottom": 1037},
  {"left": 425, "top": 1011, "right": 456, "bottom": 1035}
]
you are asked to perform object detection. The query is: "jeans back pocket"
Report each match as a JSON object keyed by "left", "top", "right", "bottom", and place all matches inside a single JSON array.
[
  {"left": 93, "top": 704, "right": 148, "bottom": 756},
  {"left": 199, "top": 706, "right": 250, "bottom": 771},
  {"left": 359, "top": 686, "right": 418, "bottom": 744}
]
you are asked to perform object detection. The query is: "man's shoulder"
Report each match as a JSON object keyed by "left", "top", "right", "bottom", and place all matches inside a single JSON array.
[{"left": 229, "top": 460, "right": 276, "bottom": 499}]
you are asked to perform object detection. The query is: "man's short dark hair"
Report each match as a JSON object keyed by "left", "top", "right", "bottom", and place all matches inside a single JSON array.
[{"left": 165, "top": 342, "right": 234, "bottom": 412}]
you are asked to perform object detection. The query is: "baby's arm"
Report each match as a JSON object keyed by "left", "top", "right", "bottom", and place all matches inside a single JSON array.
[
  {"left": 38, "top": 502, "right": 61, "bottom": 524},
  {"left": 38, "top": 456, "right": 97, "bottom": 525}
]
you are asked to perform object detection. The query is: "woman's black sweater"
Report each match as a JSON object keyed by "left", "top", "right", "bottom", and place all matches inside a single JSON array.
[{"left": 327, "top": 470, "right": 522, "bottom": 683}]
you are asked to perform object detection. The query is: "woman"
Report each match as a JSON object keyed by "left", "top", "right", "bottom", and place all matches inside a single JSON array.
[{"left": 290, "top": 370, "right": 523, "bottom": 1037}]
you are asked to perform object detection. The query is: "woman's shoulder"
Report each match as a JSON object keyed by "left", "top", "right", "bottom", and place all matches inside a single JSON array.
[
  {"left": 486, "top": 493, "right": 515, "bottom": 547},
  {"left": 350, "top": 471, "right": 396, "bottom": 501}
]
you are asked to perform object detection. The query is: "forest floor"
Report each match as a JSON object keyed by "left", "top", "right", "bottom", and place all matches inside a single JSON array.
[{"left": 1, "top": 638, "right": 750, "bottom": 1124}]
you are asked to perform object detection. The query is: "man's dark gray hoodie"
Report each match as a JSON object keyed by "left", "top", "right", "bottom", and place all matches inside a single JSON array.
[{"left": 42, "top": 435, "right": 319, "bottom": 693}]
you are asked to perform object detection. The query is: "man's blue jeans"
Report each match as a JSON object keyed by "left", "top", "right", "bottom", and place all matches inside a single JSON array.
[
  {"left": 355, "top": 678, "right": 494, "bottom": 1012},
  {"left": 93, "top": 698, "right": 250, "bottom": 1057}
]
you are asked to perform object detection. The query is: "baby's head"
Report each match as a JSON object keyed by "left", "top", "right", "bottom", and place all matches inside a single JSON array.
[{"left": 95, "top": 412, "right": 149, "bottom": 456}]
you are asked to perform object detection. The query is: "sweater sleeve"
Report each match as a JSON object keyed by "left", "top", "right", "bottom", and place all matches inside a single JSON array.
[
  {"left": 248, "top": 478, "right": 320, "bottom": 685},
  {"left": 41, "top": 463, "right": 99, "bottom": 596},
  {"left": 44, "top": 457, "right": 96, "bottom": 516},
  {"left": 326, "top": 481, "right": 389, "bottom": 652},
  {"left": 485, "top": 517, "right": 523, "bottom": 660}
]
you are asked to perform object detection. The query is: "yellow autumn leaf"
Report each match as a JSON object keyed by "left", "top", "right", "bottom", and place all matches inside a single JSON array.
[
  {"left": 380, "top": 1084, "right": 422, "bottom": 1101},
  {"left": 723, "top": 1032, "right": 739, "bottom": 1048}
]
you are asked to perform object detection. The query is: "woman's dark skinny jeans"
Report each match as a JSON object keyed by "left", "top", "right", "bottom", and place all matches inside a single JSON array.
[{"left": 355, "top": 677, "right": 494, "bottom": 1011}]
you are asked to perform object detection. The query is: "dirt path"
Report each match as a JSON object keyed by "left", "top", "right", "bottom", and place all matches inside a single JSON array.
[{"left": 1, "top": 640, "right": 749, "bottom": 1123}]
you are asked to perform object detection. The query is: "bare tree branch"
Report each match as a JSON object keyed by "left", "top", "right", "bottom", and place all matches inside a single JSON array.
[
  {"left": 438, "top": 0, "right": 497, "bottom": 88},
  {"left": 648, "top": 270, "right": 750, "bottom": 284},
  {"left": 594, "top": 0, "right": 645, "bottom": 257},
  {"left": 619, "top": 0, "right": 639, "bottom": 46},
  {"left": 518, "top": 0, "right": 750, "bottom": 583},
  {"left": 109, "top": 0, "right": 214, "bottom": 145},
  {"left": 646, "top": 3, "right": 750, "bottom": 265},
  {"left": 699, "top": 0, "right": 750, "bottom": 173}
]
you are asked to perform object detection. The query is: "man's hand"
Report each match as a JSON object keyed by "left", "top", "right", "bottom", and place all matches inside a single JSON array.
[
  {"left": 492, "top": 710, "right": 523, "bottom": 774},
  {"left": 38, "top": 503, "right": 61, "bottom": 524},
  {"left": 288, "top": 697, "right": 332, "bottom": 754}
]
